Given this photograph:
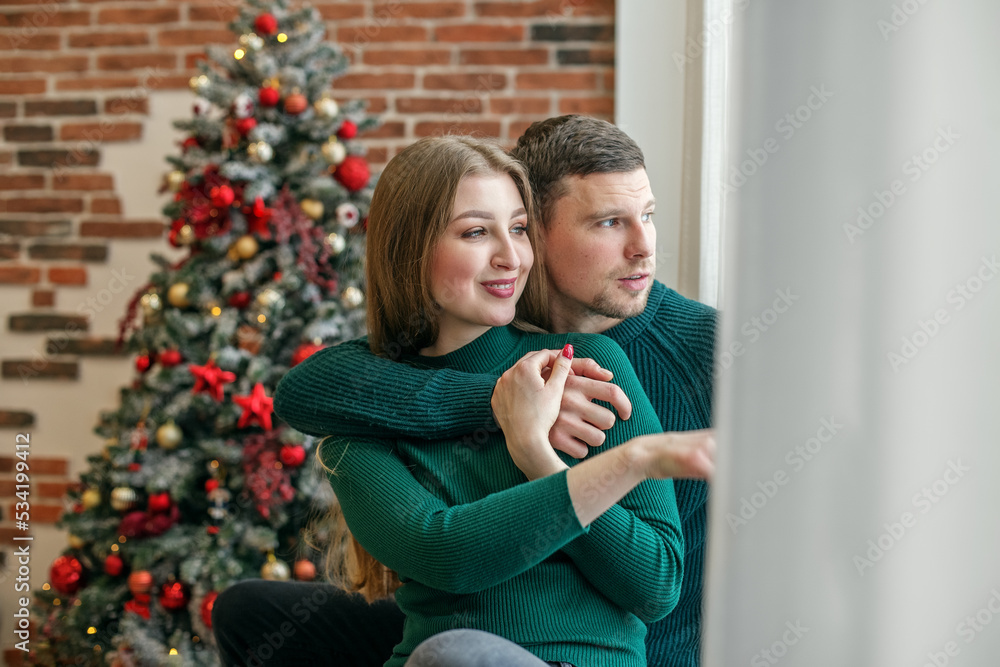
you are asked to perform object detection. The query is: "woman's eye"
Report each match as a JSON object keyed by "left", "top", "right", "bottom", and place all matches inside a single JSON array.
[
  {"left": 511, "top": 224, "right": 528, "bottom": 235},
  {"left": 462, "top": 228, "right": 485, "bottom": 238}
]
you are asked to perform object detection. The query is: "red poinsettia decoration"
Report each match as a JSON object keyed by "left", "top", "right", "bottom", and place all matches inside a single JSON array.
[
  {"left": 189, "top": 359, "right": 236, "bottom": 402},
  {"left": 242, "top": 434, "right": 296, "bottom": 519},
  {"left": 233, "top": 382, "right": 274, "bottom": 430},
  {"left": 242, "top": 196, "right": 274, "bottom": 238}
]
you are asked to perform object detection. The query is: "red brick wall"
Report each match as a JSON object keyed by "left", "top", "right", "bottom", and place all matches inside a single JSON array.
[{"left": 0, "top": 1, "right": 616, "bottom": 605}]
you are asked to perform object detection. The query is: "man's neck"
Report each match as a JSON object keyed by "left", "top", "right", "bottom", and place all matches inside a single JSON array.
[{"left": 548, "top": 304, "right": 621, "bottom": 335}]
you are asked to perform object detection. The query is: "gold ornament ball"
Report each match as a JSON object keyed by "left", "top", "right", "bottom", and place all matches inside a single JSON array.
[
  {"left": 156, "top": 421, "right": 183, "bottom": 449},
  {"left": 261, "top": 557, "right": 291, "bottom": 581},
  {"left": 68, "top": 534, "right": 86, "bottom": 549},
  {"left": 110, "top": 486, "right": 139, "bottom": 511},
  {"left": 167, "top": 282, "right": 191, "bottom": 308},
  {"left": 321, "top": 139, "right": 346, "bottom": 165},
  {"left": 166, "top": 170, "right": 186, "bottom": 192},
  {"left": 255, "top": 288, "right": 284, "bottom": 310},
  {"left": 300, "top": 198, "right": 324, "bottom": 221},
  {"left": 314, "top": 97, "right": 339, "bottom": 118},
  {"left": 177, "top": 224, "right": 195, "bottom": 246},
  {"left": 248, "top": 140, "right": 274, "bottom": 163},
  {"left": 341, "top": 286, "right": 364, "bottom": 309},
  {"left": 81, "top": 488, "right": 102, "bottom": 509},
  {"left": 140, "top": 292, "right": 162, "bottom": 318},
  {"left": 325, "top": 232, "right": 346, "bottom": 255},
  {"left": 234, "top": 235, "right": 259, "bottom": 260}
]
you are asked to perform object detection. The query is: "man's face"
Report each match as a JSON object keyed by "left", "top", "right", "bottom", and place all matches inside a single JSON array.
[{"left": 540, "top": 169, "right": 656, "bottom": 334}]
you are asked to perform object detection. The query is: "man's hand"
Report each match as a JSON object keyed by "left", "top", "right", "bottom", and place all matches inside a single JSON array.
[
  {"left": 492, "top": 352, "right": 633, "bottom": 459},
  {"left": 549, "top": 359, "right": 632, "bottom": 458}
]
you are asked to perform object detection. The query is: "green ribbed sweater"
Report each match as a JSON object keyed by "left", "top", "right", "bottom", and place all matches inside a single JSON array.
[
  {"left": 274, "top": 281, "right": 717, "bottom": 666},
  {"left": 302, "top": 325, "right": 682, "bottom": 667}
]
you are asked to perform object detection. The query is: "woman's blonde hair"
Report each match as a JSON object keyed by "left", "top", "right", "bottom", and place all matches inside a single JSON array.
[
  {"left": 365, "top": 135, "right": 547, "bottom": 360},
  {"left": 316, "top": 136, "right": 547, "bottom": 601}
]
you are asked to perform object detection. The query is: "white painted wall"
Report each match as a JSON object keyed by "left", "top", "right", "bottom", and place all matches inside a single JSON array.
[{"left": 616, "top": 0, "right": 689, "bottom": 292}]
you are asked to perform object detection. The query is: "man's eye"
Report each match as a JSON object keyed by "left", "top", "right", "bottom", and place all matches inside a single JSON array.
[
  {"left": 598, "top": 218, "right": 618, "bottom": 228},
  {"left": 642, "top": 212, "right": 655, "bottom": 222}
]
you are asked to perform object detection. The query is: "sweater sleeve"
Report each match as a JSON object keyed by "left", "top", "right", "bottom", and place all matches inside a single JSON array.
[
  {"left": 273, "top": 337, "right": 498, "bottom": 439},
  {"left": 321, "top": 436, "right": 587, "bottom": 594},
  {"left": 560, "top": 334, "right": 685, "bottom": 623}
]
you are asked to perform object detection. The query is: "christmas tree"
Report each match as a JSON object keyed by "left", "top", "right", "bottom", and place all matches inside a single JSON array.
[{"left": 30, "top": 1, "right": 377, "bottom": 664}]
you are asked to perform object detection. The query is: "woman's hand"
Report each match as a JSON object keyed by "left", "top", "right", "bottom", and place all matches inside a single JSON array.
[
  {"left": 633, "top": 429, "right": 716, "bottom": 480},
  {"left": 492, "top": 344, "right": 576, "bottom": 480}
]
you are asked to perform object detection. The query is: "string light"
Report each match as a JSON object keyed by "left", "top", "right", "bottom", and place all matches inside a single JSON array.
[
  {"left": 277, "top": 33, "right": 288, "bottom": 43},
  {"left": 257, "top": 314, "right": 267, "bottom": 323},
  {"left": 87, "top": 627, "right": 97, "bottom": 635},
  {"left": 234, "top": 48, "right": 246, "bottom": 60},
  {"left": 111, "top": 543, "right": 119, "bottom": 552},
  {"left": 211, "top": 306, "right": 222, "bottom": 317}
]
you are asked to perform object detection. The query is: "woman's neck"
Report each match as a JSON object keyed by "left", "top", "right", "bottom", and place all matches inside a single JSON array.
[{"left": 419, "top": 323, "right": 493, "bottom": 357}]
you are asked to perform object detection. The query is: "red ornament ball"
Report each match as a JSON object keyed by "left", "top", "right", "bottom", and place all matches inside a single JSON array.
[
  {"left": 258, "top": 86, "right": 280, "bottom": 107},
  {"left": 294, "top": 559, "right": 316, "bottom": 581},
  {"left": 127, "top": 462, "right": 142, "bottom": 472},
  {"left": 291, "top": 342, "right": 324, "bottom": 367},
  {"left": 159, "top": 580, "right": 189, "bottom": 611},
  {"left": 205, "top": 478, "right": 220, "bottom": 493},
  {"left": 135, "top": 354, "right": 152, "bottom": 374},
  {"left": 210, "top": 184, "right": 236, "bottom": 208},
  {"left": 127, "top": 569, "right": 153, "bottom": 595},
  {"left": 201, "top": 591, "right": 219, "bottom": 628},
  {"left": 254, "top": 12, "right": 278, "bottom": 36},
  {"left": 235, "top": 117, "right": 257, "bottom": 136},
  {"left": 284, "top": 93, "right": 308, "bottom": 116},
  {"left": 228, "top": 291, "right": 252, "bottom": 309},
  {"left": 50, "top": 555, "right": 85, "bottom": 595},
  {"left": 279, "top": 444, "right": 306, "bottom": 468},
  {"left": 159, "top": 349, "right": 183, "bottom": 367},
  {"left": 336, "top": 120, "right": 358, "bottom": 140},
  {"left": 333, "top": 155, "right": 370, "bottom": 192},
  {"left": 148, "top": 491, "right": 171, "bottom": 514},
  {"left": 207, "top": 525, "right": 220, "bottom": 535},
  {"left": 182, "top": 136, "right": 201, "bottom": 152},
  {"left": 104, "top": 554, "right": 125, "bottom": 577}
]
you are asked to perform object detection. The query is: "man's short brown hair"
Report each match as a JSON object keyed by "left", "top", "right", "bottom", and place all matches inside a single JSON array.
[{"left": 511, "top": 115, "right": 646, "bottom": 224}]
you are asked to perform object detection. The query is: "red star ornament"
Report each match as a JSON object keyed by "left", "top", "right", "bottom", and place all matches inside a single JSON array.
[
  {"left": 233, "top": 382, "right": 274, "bottom": 430},
  {"left": 189, "top": 359, "right": 236, "bottom": 402}
]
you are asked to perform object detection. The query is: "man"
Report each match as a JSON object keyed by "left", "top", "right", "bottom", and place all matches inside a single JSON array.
[{"left": 214, "top": 115, "right": 717, "bottom": 666}]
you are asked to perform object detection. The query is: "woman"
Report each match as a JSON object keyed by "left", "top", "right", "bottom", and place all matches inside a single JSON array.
[{"left": 316, "top": 136, "right": 713, "bottom": 667}]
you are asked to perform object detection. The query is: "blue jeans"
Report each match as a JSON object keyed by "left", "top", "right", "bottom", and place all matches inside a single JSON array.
[{"left": 405, "top": 629, "right": 575, "bottom": 667}]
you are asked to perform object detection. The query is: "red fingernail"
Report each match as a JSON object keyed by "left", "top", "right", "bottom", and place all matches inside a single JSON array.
[{"left": 561, "top": 343, "right": 573, "bottom": 359}]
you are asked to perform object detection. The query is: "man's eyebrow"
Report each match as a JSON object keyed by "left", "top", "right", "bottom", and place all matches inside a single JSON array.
[{"left": 587, "top": 199, "right": 656, "bottom": 221}]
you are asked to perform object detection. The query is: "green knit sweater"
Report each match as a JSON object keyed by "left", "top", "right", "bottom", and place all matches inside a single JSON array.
[
  {"left": 274, "top": 281, "right": 717, "bottom": 666},
  {"left": 283, "top": 325, "right": 683, "bottom": 667}
]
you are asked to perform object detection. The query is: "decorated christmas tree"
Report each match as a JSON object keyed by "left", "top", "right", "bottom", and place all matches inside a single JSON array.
[{"left": 30, "top": 1, "right": 377, "bottom": 664}]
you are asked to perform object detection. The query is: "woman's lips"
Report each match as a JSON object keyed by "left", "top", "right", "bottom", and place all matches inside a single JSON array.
[{"left": 481, "top": 280, "right": 516, "bottom": 298}]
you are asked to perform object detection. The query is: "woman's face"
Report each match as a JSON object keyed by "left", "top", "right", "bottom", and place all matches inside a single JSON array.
[{"left": 427, "top": 173, "right": 534, "bottom": 353}]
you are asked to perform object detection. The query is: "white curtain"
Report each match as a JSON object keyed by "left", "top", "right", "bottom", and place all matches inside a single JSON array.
[{"left": 704, "top": 2, "right": 1000, "bottom": 665}]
